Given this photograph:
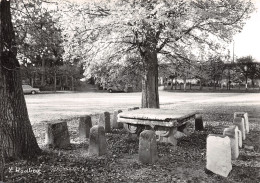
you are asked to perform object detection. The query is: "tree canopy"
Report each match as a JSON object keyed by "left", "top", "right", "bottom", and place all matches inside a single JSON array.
[
  {"left": 58, "top": 0, "right": 254, "bottom": 107},
  {"left": 8, "top": 0, "right": 256, "bottom": 106}
]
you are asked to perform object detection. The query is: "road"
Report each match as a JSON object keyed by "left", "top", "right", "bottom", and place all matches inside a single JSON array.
[{"left": 24, "top": 91, "right": 260, "bottom": 124}]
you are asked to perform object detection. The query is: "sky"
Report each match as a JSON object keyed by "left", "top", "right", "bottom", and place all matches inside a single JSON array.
[{"left": 231, "top": 0, "right": 260, "bottom": 61}]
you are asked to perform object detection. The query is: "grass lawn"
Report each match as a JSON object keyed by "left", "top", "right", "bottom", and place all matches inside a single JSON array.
[{"left": 2, "top": 101, "right": 260, "bottom": 183}]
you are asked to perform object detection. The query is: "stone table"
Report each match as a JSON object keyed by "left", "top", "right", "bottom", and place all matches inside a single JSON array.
[{"left": 118, "top": 108, "right": 198, "bottom": 145}]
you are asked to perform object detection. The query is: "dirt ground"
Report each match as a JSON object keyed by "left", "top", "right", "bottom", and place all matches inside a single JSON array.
[{"left": 2, "top": 92, "right": 260, "bottom": 182}]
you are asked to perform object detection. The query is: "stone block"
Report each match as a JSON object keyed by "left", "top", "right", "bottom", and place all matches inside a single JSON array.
[
  {"left": 233, "top": 117, "right": 246, "bottom": 140},
  {"left": 98, "top": 112, "right": 111, "bottom": 133},
  {"left": 45, "top": 121, "right": 70, "bottom": 148},
  {"left": 88, "top": 125, "right": 107, "bottom": 156},
  {"left": 79, "top": 115, "right": 92, "bottom": 139},
  {"left": 234, "top": 112, "right": 249, "bottom": 133},
  {"left": 206, "top": 134, "right": 232, "bottom": 177},
  {"left": 139, "top": 130, "right": 158, "bottom": 164},
  {"left": 195, "top": 114, "right": 203, "bottom": 131},
  {"left": 112, "top": 110, "right": 123, "bottom": 129},
  {"left": 223, "top": 126, "right": 239, "bottom": 159}
]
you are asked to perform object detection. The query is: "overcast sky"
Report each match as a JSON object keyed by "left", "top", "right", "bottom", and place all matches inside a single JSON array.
[{"left": 231, "top": 0, "right": 260, "bottom": 61}]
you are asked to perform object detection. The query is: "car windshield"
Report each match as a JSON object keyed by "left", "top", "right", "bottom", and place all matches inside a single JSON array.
[{"left": 22, "top": 85, "right": 32, "bottom": 89}]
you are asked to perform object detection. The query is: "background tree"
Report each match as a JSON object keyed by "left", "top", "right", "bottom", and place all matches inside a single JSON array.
[
  {"left": 236, "top": 56, "right": 260, "bottom": 89},
  {"left": 12, "top": 0, "right": 66, "bottom": 89},
  {"left": 0, "top": 0, "right": 41, "bottom": 159},
  {"left": 85, "top": 55, "right": 142, "bottom": 91},
  {"left": 206, "top": 56, "right": 225, "bottom": 90},
  {"left": 61, "top": 0, "right": 254, "bottom": 108}
]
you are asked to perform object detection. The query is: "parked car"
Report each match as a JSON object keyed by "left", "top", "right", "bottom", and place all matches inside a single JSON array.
[
  {"left": 107, "top": 85, "right": 125, "bottom": 93},
  {"left": 107, "top": 84, "right": 133, "bottom": 93},
  {"left": 22, "top": 85, "right": 40, "bottom": 94}
]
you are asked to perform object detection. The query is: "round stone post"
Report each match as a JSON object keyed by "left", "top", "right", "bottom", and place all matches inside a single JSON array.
[
  {"left": 79, "top": 115, "right": 92, "bottom": 139},
  {"left": 88, "top": 125, "right": 107, "bottom": 156},
  {"left": 206, "top": 134, "right": 232, "bottom": 177},
  {"left": 233, "top": 117, "right": 246, "bottom": 140},
  {"left": 45, "top": 121, "right": 70, "bottom": 148},
  {"left": 98, "top": 112, "right": 111, "bottom": 133},
  {"left": 112, "top": 110, "right": 123, "bottom": 129},
  {"left": 195, "top": 114, "right": 203, "bottom": 131},
  {"left": 139, "top": 130, "right": 158, "bottom": 164}
]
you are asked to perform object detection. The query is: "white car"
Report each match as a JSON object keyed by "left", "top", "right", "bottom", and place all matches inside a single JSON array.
[{"left": 22, "top": 85, "right": 40, "bottom": 94}]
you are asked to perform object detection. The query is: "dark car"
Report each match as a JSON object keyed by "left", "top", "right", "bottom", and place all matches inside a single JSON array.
[
  {"left": 107, "top": 84, "right": 133, "bottom": 93},
  {"left": 107, "top": 85, "right": 125, "bottom": 93},
  {"left": 22, "top": 85, "right": 40, "bottom": 94}
]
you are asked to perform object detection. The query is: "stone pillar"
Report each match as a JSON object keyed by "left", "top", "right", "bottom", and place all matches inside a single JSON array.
[
  {"left": 79, "top": 115, "right": 92, "bottom": 139},
  {"left": 195, "top": 114, "right": 203, "bottom": 131},
  {"left": 45, "top": 121, "right": 70, "bottom": 148},
  {"left": 234, "top": 112, "right": 249, "bottom": 134},
  {"left": 112, "top": 110, "right": 123, "bottom": 129},
  {"left": 237, "top": 129, "right": 242, "bottom": 148},
  {"left": 88, "top": 125, "right": 107, "bottom": 156},
  {"left": 98, "top": 112, "right": 111, "bottom": 133},
  {"left": 139, "top": 130, "right": 158, "bottom": 164},
  {"left": 206, "top": 134, "right": 232, "bottom": 177},
  {"left": 223, "top": 126, "right": 239, "bottom": 160},
  {"left": 233, "top": 117, "right": 246, "bottom": 140}
]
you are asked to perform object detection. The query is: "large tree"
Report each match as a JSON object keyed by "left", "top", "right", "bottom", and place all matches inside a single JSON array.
[
  {"left": 0, "top": 0, "right": 41, "bottom": 159},
  {"left": 61, "top": 0, "right": 254, "bottom": 108}
]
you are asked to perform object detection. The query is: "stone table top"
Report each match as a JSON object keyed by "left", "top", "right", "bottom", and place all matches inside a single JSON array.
[{"left": 118, "top": 108, "right": 197, "bottom": 127}]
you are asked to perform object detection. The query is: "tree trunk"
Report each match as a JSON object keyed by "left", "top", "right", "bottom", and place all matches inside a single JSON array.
[
  {"left": 71, "top": 76, "right": 74, "bottom": 91},
  {"left": 183, "top": 77, "right": 187, "bottom": 91},
  {"left": 251, "top": 78, "right": 254, "bottom": 88},
  {"left": 65, "top": 75, "right": 68, "bottom": 86},
  {"left": 31, "top": 77, "right": 34, "bottom": 88},
  {"left": 54, "top": 72, "right": 57, "bottom": 92},
  {"left": 0, "top": 0, "right": 41, "bottom": 159},
  {"left": 245, "top": 75, "right": 248, "bottom": 90},
  {"left": 199, "top": 79, "right": 202, "bottom": 90},
  {"left": 214, "top": 78, "right": 216, "bottom": 90},
  {"left": 40, "top": 58, "right": 45, "bottom": 86},
  {"left": 170, "top": 78, "right": 174, "bottom": 90},
  {"left": 141, "top": 50, "right": 159, "bottom": 108},
  {"left": 175, "top": 76, "right": 177, "bottom": 90}
]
